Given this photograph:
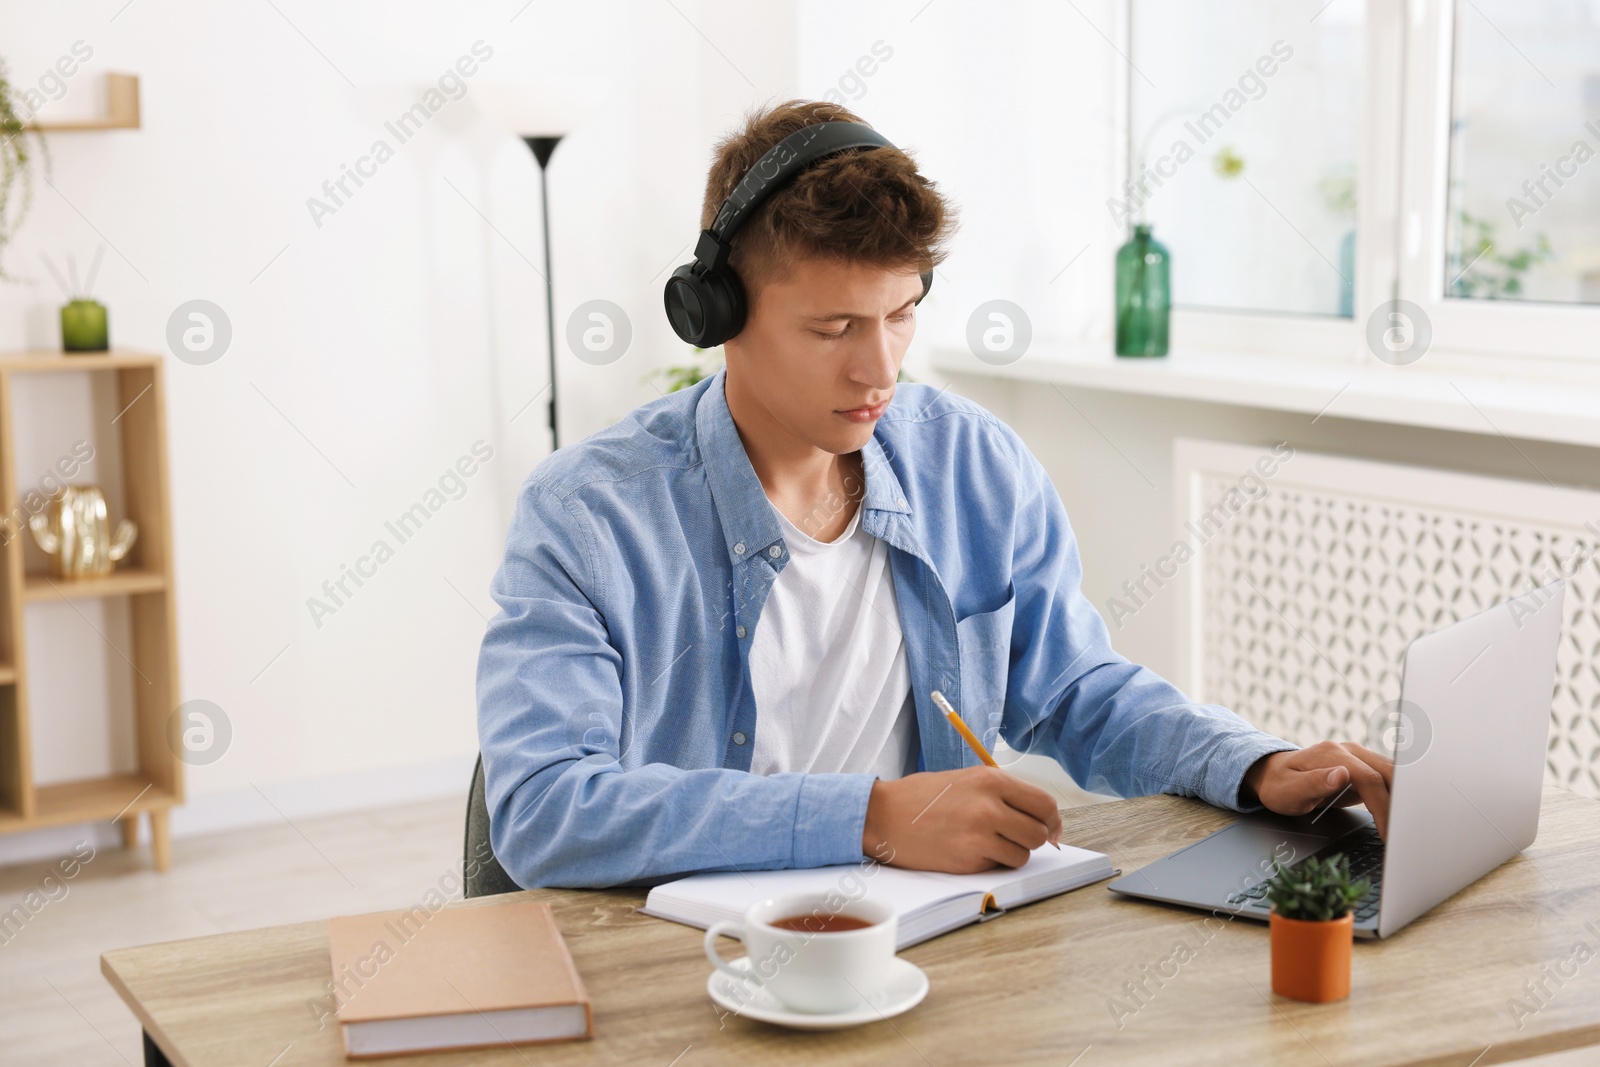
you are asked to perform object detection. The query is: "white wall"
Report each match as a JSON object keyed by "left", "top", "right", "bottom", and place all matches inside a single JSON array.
[{"left": 0, "top": 0, "right": 798, "bottom": 860}]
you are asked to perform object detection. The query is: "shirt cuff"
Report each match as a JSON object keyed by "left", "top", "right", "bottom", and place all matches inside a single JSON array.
[
  {"left": 791, "top": 773, "right": 878, "bottom": 868},
  {"left": 1210, "top": 733, "right": 1301, "bottom": 813}
]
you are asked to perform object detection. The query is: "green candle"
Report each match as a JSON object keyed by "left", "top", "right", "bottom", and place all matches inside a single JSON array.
[{"left": 61, "top": 298, "right": 109, "bottom": 353}]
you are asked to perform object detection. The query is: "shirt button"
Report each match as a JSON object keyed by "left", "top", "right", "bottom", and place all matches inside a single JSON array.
[
  {"left": 769, "top": 545, "right": 781, "bottom": 557},
  {"left": 736, "top": 625, "right": 747, "bottom": 638},
  {"left": 732, "top": 731, "right": 747, "bottom": 745},
  {"left": 734, "top": 542, "right": 745, "bottom": 555}
]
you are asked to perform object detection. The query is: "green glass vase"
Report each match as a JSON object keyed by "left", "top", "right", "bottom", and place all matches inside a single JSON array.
[
  {"left": 1115, "top": 223, "right": 1170, "bottom": 357},
  {"left": 61, "top": 299, "right": 110, "bottom": 353}
]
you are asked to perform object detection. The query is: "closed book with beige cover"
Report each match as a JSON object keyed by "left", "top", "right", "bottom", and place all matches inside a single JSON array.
[{"left": 327, "top": 899, "right": 592, "bottom": 1058}]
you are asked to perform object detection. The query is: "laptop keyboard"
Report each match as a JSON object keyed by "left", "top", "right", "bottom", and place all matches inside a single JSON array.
[{"left": 1224, "top": 824, "right": 1384, "bottom": 923}]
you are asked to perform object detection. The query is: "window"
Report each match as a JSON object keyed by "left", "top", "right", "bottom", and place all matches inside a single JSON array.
[
  {"left": 1128, "top": 0, "right": 1365, "bottom": 319},
  {"left": 1126, "top": 0, "right": 1600, "bottom": 363},
  {"left": 1443, "top": 1, "right": 1600, "bottom": 307}
]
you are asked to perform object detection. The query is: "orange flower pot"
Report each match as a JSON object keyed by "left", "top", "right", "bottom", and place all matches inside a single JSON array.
[{"left": 1269, "top": 908, "right": 1353, "bottom": 1003}]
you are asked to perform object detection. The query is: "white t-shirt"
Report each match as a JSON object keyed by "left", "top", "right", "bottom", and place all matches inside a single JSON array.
[{"left": 748, "top": 498, "right": 919, "bottom": 779}]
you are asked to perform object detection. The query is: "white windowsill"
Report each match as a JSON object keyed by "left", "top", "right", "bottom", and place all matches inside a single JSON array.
[{"left": 929, "top": 342, "right": 1600, "bottom": 450}]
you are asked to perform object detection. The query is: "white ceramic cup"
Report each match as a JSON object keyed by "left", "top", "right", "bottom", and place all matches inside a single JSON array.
[{"left": 704, "top": 891, "right": 897, "bottom": 1014}]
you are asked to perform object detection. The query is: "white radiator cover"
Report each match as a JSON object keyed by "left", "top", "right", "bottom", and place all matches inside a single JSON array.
[{"left": 1171, "top": 438, "right": 1600, "bottom": 800}]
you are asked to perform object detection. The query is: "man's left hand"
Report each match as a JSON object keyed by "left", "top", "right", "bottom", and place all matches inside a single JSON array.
[{"left": 1241, "top": 741, "right": 1394, "bottom": 839}]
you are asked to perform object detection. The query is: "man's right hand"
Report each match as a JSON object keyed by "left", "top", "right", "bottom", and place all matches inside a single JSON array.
[{"left": 860, "top": 766, "right": 1063, "bottom": 874}]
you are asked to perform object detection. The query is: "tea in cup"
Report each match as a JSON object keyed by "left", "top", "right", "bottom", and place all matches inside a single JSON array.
[{"left": 704, "top": 891, "right": 896, "bottom": 1014}]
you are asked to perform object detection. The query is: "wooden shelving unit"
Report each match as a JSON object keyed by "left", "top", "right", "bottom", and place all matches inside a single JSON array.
[{"left": 0, "top": 350, "right": 180, "bottom": 870}]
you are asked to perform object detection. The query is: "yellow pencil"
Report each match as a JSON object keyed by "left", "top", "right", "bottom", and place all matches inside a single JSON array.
[
  {"left": 932, "top": 689, "right": 999, "bottom": 766},
  {"left": 930, "top": 690, "right": 1060, "bottom": 849}
]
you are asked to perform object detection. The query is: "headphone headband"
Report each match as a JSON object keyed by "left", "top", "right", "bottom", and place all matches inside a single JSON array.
[
  {"left": 663, "top": 119, "right": 933, "bottom": 347},
  {"left": 708, "top": 121, "right": 893, "bottom": 243}
]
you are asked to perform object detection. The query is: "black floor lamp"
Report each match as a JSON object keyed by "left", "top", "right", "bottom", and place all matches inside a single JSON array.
[
  {"left": 477, "top": 80, "right": 606, "bottom": 454},
  {"left": 524, "top": 134, "right": 562, "bottom": 450}
]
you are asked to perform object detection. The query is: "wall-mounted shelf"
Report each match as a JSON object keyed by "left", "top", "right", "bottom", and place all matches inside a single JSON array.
[
  {"left": 0, "top": 350, "right": 180, "bottom": 871},
  {"left": 28, "top": 73, "right": 141, "bottom": 132}
]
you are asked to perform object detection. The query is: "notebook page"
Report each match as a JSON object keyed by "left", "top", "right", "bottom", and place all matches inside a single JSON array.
[{"left": 916, "top": 843, "right": 1114, "bottom": 908}]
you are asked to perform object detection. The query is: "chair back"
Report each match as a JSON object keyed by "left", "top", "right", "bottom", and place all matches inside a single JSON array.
[{"left": 464, "top": 753, "right": 522, "bottom": 897}]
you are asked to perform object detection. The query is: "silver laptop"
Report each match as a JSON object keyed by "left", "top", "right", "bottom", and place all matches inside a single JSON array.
[{"left": 1107, "top": 579, "right": 1566, "bottom": 939}]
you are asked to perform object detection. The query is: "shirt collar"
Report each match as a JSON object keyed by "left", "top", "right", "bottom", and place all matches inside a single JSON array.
[{"left": 695, "top": 366, "right": 912, "bottom": 566}]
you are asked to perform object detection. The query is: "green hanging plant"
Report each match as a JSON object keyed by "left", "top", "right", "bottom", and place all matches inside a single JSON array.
[
  {"left": 1264, "top": 852, "right": 1370, "bottom": 923},
  {"left": 0, "top": 57, "right": 51, "bottom": 283}
]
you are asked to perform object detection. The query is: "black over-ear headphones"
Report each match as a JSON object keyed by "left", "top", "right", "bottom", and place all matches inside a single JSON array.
[{"left": 663, "top": 120, "right": 934, "bottom": 347}]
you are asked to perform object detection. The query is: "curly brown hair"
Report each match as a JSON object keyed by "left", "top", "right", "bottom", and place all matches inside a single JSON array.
[{"left": 699, "top": 99, "right": 958, "bottom": 304}]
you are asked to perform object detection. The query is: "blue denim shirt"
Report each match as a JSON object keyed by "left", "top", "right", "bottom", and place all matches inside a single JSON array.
[{"left": 476, "top": 367, "right": 1299, "bottom": 889}]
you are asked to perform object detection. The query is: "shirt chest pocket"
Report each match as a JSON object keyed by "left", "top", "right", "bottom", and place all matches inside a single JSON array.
[{"left": 954, "top": 585, "right": 1016, "bottom": 727}]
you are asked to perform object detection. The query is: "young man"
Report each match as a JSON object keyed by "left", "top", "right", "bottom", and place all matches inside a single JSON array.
[{"left": 476, "top": 100, "right": 1394, "bottom": 890}]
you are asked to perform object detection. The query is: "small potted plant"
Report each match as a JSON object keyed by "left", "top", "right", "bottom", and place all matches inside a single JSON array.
[{"left": 1263, "top": 853, "right": 1369, "bottom": 1003}]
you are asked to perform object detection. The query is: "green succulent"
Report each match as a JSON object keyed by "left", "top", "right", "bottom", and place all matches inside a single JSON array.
[{"left": 1264, "top": 852, "right": 1370, "bottom": 923}]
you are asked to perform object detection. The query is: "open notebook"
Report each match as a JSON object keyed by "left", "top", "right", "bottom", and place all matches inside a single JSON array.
[{"left": 641, "top": 844, "right": 1118, "bottom": 950}]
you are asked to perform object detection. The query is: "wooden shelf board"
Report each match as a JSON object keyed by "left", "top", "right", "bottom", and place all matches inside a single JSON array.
[
  {"left": 0, "top": 349, "right": 162, "bottom": 373},
  {"left": 0, "top": 774, "right": 174, "bottom": 832},
  {"left": 24, "top": 569, "right": 167, "bottom": 602},
  {"left": 27, "top": 73, "right": 141, "bottom": 132}
]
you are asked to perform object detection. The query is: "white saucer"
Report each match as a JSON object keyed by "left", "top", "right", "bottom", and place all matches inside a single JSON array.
[{"left": 706, "top": 956, "right": 929, "bottom": 1030}]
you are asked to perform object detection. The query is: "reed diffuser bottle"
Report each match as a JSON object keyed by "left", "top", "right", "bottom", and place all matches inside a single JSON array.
[{"left": 46, "top": 245, "right": 110, "bottom": 353}]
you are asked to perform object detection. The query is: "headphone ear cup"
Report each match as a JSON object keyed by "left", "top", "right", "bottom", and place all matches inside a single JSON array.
[
  {"left": 664, "top": 265, "right": 708, "bottom": 345},
  {"left": 696, "top": 267, "right": 746, "bottom": 349},
  {"left": 664, "top": 264, "right": 747, "bottom": 348}
]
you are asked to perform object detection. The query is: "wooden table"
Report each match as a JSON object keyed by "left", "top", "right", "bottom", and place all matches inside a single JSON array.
[{"left": 103, "top": 785, "right": 1600, "bottom": 1066}]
